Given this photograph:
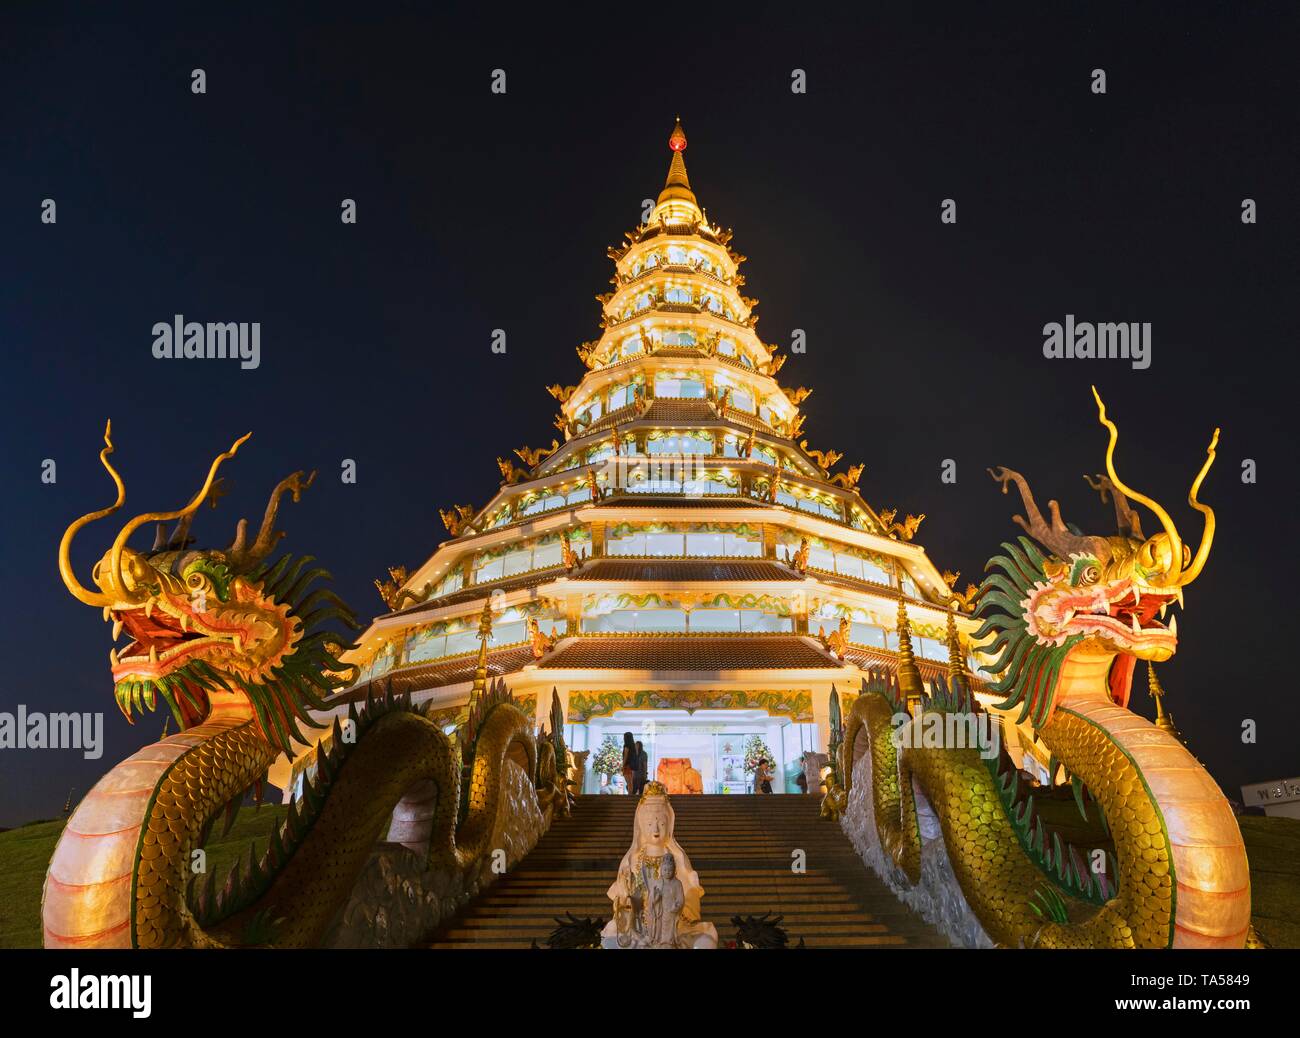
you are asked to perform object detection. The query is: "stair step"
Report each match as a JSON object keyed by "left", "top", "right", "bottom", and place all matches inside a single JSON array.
[{"left": 427, "top": 795, "right": 946, "bottom": 949}]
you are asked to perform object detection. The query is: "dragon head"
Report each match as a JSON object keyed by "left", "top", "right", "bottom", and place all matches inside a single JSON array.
[
  {"left": 58, "top": 422, "right": 358, "bottom": 754},
  {"left": 976, "top": 389, "right": 1219, "bottom": 726}
]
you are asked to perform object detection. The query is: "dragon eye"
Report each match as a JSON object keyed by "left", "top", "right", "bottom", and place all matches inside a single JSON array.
[{"left": 1079, "top": 564, "right": 1100, "bottom": 585}]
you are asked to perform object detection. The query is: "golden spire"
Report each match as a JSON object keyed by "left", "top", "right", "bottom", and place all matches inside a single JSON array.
[
  {"left": 946, "top": 604, "right": 967, "bottom": 683},
  {"left": 471, "top": 599, "right": 493, "bottom": 697},
  {"left": 895, "top": 595, "right": 925, "bottom": 711},
  {"left": 652, "top": 117, "right": 701, "bottom": 223},
  {"left": 1147, "top": 662, "right": 1185, "bottom": 744}
]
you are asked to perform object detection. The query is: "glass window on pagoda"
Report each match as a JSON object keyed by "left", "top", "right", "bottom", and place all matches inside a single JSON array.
[
  {"left": 660, "top": 330, "right": 697, "bottom": 348},
  {"left": 913, "top": 637, "right": 948, "bottom": 663},
  {"left": 583, "top": 607, "right": 790, "bottom": 634},
  {"left": 832, "top": 553, "right": 891, "bottom": 585},
  {"left": 692, "top": 608, "right": 793, "bottom": 633},
  {"left": 608, "top": 380, "right": 644, "bottom": 411},
  {"left": 667, "top": 246, "right": 688, "bottom": 264},
  {"left": 577, "top": 399, "right": 604, "bottom": 426},
  {"left": 621, "top": 336, "right": 643, "bottom": 359},
  {"left": 851, "top": 623, "right": 889, "bottom": 649},
  {"left": 722, "top": 433, "right": 775, "bottom": 462},
  {"left": 783, "top": 492, "right": 842, "bottom": 521},
  {"left": 810, "top": 605, "right": 890, "bottom": 650},
  {"left": 606, "top": 525, "right": 761, "bottom": 557},
  {"left": 430, "top": 569, "right": 464, "bottom": 599},
  {"left": 730, "top": 388, "right": 756, "bottom": 413},
  {"left": 656, "top": 374, "right": 707, "bottom": 397},
  {"left": 900, "top": 572, "right": 920, "bottom": 598},
  {"left": 647, "top": 431, "right": 714, "bottom": 455},
  {"left": 406, "top": 611, "right": 568, "bottom": 665},
  {"left": 519, "top": 486, "right": 589, "bottom": 517},
  {"left": 685, "top": 528, "right": 762, "bottom": 557},
  {"left": 665, "top": 286, "right": 692, "bottom": 304},
  {"left": 473, "top": 538, "right": 558, "bottom": 583}
]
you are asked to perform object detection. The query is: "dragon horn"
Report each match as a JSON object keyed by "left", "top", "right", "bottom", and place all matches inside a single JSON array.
[
  {"left": 1092, "top": 386, "right": 1185, "bottom": 583},
  {"left": 1178, "top": 425, "right": 1220, "bottom": 586},
  {"left": 228, "top": 469, "right": 316, "bottom": 569},
  {"left": 58, "top": 420, "right": 124, "bottom": 607},
  {"left": 107, "top": 432, "right": 251, "bottom": 599},
  {"left": 986, "top": 465, "right": 1108, "bottom": 562},
  {"left": 1082, "top": 473, "right": 1145, "bottom": 540}
]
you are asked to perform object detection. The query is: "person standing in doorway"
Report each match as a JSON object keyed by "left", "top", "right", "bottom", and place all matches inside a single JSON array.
[
  {"left": 753, "top": 758, "right": 774, "bottom": 794},
  {"left": 621, "top": 731, "right": 637, "bottom": 794},
  {"left": 634, "top": 740, "right": 649, "bottom": 795}
]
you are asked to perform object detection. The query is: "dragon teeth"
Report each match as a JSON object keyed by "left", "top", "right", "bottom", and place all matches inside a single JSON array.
[
  {"left": 1168, "top": 614, "right": 1178, "bottom": 638},
  {"left": 112, "top": 618, "right": 124, "bottom": 641},
  {"left": 150, "top": 645, "right": 159, "bottom": 664},
  {"left": 1132, "top": 585, "right": 1140, "bottom": 607},
  {"left": 103, "top": 606, "right": 112, "bottom": 622},
  {"left": 144, "top": 600, "right": 155, "bottom": 619},
  {"left": 1175, "top": 588, "right": 1185, "bottom": 609},
  {"left": 1130, "top": 613, "right": 1141, "bottom": 635},
  {"left": 1159, "top": 603, "right": 1168, "bottom": 619},
  {"left": 232, "top": 634, "right": 243, "bottom": 653},
  {"left": 110, "top": 647, "right": 120, "bottom": 667},
  {"left": 180, "top": 613, "right": 189, "bottom": 633}
]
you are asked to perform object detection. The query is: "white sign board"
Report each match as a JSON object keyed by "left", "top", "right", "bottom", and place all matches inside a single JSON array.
[{"left": 1240, "top": 776, "right": 1300, "bottom": 808}]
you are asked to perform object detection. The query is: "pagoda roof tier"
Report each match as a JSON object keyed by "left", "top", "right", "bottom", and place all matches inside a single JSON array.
[
  {"left": 386, "top": 565, "right": 568, "bottom": 618},
  {"left": 373, "top": 501, "right": 959, "bottom": 632},
  {"left": 547, "top": 401, "right": 798, "bottom": 468},
  {"left": 536, "top": 634, "right": 839, "bottom": 671},
  {"left": 315, "top": 636, "right": 979, "bottom": 717},
  {"left": 840, "top": 646, "right": 988, "bottom": 691},
  {"left": 323, "top": 643, "right": 538, "bottom": 705},
  {"left": 566, "top": 559, "right": 803, "bottom": 582}
]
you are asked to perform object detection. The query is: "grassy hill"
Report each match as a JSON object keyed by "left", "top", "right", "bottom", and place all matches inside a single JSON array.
[
  {"left": 2, "top": 808, "right": 1296, "bottom": 948},
  {"left": 0, "top": 804, "right": 289, "bottom": 949}
]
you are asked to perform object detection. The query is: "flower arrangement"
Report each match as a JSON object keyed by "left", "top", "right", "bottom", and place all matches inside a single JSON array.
[
  {"left": 742, "top": 734, "right": 774, "bottom": 774},
  {"left": 592, "top": 735, "right": 624, "bottom": 777}
]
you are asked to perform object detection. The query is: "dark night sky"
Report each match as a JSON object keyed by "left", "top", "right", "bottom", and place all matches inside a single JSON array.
[{"left": 1, "top": 3, "right": 1296, "bottom": 827}]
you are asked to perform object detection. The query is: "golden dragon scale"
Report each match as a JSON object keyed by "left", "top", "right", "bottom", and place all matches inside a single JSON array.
[
  {"left": 45, "top": 424, "right": 554, "bottom": 948},
  {"left": 44, "top": 698, "right": 540, "bottom": 949},
  {"left": 836, "top": 392, "right": 1252, "bottom": 949}
]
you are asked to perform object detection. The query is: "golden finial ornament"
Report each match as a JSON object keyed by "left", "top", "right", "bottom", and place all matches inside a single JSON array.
[
  {"left": 1147, "top": 662, "right": 1185, "bottom": 744},
  {"left": 471, "top": 599, "right": 494, "bottom": 697},
  {"left": 639, "top": 780, "right": 669, "bottom": 802},
  {"left": 657, "top": 118, "right": 697, "bottom": 212},
  {"left": 946, "top": 605, "right": 967, "bottom": 683},
  {"left": 895, "top": 595, "right": 924, "bottom": 711}
]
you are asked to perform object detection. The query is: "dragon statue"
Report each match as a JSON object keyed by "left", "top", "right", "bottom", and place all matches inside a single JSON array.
[
  {"left": 43, "top": 423, "right": 548, "bottom": 949},
  {"left": 828, "top": 463, "right": 865, "bottom": 490},
  {"left": 799, "top": 441, "right": 844, "bottom": 475},
  {"left": 439, "top": 504, "right": 476, "bottom": 537},
  {"left": 878, "top": 508, "right": 925, "bottom": 541},
  {"left": 840, "top": 390, "right": 1256, "bottom": 949}
]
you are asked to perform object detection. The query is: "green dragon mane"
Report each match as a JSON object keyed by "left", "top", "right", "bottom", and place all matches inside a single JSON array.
[
  {"left": 129, "top": 551, "right": 359, "bottom": 756},
  {"left": 972, "top": 536, "right": 1082, "bottom": 729}
]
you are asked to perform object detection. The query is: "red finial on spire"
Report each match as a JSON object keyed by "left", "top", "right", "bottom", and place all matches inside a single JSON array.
[{"left": 668, "top": 117, "right": 687, "bottom": 152}]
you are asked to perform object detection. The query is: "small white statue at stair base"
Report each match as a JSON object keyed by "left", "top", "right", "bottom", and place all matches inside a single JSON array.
[{"left": 602, "top": 781, "right": 718, "bottom": 948}]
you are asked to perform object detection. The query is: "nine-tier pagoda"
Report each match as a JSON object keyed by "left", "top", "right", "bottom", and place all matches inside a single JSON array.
[{"left": 275, "top": 121, "right": 986, "bottom": 797}]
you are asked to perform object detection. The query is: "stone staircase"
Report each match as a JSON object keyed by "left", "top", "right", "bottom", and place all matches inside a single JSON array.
[{"left": 429, "top": 793, "right": 947, "bottom": 948}]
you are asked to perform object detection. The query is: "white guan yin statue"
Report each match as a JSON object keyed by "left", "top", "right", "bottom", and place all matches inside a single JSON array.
[{"left": 602, "top": 781, "right": 718, "bottom": 949}]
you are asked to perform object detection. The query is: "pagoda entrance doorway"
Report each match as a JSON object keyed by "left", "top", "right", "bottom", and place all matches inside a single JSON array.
[{"left": 573, "top": 706, "right": 819, "bottom": 796}]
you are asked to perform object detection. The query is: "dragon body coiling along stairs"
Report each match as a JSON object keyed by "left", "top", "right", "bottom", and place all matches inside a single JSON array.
[
  {"left": 42, "top": 424, "right": 556, "bottom": 949},
  {"left": 840, "top": 390, "right": 1255, "bottom": 949}
]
